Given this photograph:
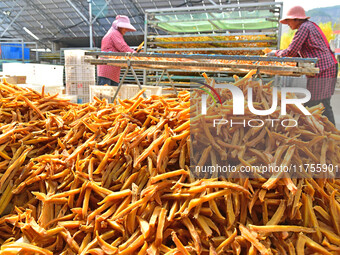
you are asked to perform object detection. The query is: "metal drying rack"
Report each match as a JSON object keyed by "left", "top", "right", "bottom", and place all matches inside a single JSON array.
[{"left": 85, "top": 51, "right": 319, "bottom": 102}]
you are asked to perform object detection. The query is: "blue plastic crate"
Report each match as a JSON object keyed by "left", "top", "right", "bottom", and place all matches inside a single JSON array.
[{"left": 0, "top": 44, "right": 30, "bottom": 60}]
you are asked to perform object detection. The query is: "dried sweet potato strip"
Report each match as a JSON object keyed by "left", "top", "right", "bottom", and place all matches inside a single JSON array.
[
  {"left": 119, "top": 235, "right": 145, "bottom": 255},
  {"left": 138, "top": 241, "right": 148, "bottom": 255},
  {"left": 196, "top": 215, "right": 213, "bottom": 237},
  {"left": 249, "top": 224, "right": 315, "bottom": 233},
  {"left": 0, "top": 147, "right": 31, "bottom": 192},
  {"left": 216, "top": 229, "right": 237, "bottom": 254},
  {"left": 301, "top": 234, "right": 332, "bottom": 255},
  {"left": 97, "top": 189, "right": 131, "bottom": 205},
  {"left": 290, "top": 180, "right": 303, "bottom": 220},
  {"left": 19, "top": 95, "right": 46, "bottom": 120},
  {"left": 184, "top": 190, "right": 230, "bottom": 216},
  {"left": 150, "top": 169, "right": 188, "bottom": 184},
  {"left": 182, "top": 217, "right": 202, "bottom": 254},
  {"left": 60, "top": 229, "right": 80, "bottom": 253},
  {"left": 0, "top": 180, "right": 14, "bottom": 215},
  {"left": 314, "top": 206, "right": 331, "bottom": 223},
  {"left": 171, "top": 231, "right": 190, "bottom": 255},
  {"left": 202, "top": 181, "right": 251, "bottom": 195},
  {"left": 226, "top": 193, "right": 235, "bottom": 227},
  {"left": 239, "top": 224, "right": 271, "bottom": 255},
  {"left": 155, "top": 208, "right": 167, "bottom": 247},
  {"left": 95, "top": 231, "right": 118, "bottom": 254},
  {"left": 134, "top": 132, "right": 168, "bottom": 168},
  {"left": 67, "top": 133, "right": 96, "bottom": 160},
  {"left": 329, "top": 190, "right": 340, "bottom": 235},
  {"left": 266, "top": 200, "right": 286, "bottom": 226},
  {"left": 146, "top": 242, "right": 158, "bottom": 255},
  {"left": 209, "top": 196, "right": 225, "bottom": 220},
  {"left": 173, "top": 120, "right": 190, "bottom": 133},
  {"left": 262, "top": 145, "right": 295, "bottom": 190},
  {"left": 0, "top": 242, "right": 53, "bottom": 255},
  {"left": 319, "top": 222, "right": 340, "bottom": 246},
  {"left": 322, "top": 238, "right": 340, "bottom": 252},
  {"left": 302, "top": 193, "right": 322, "bottom": 242},
  {"left": 111, "top": 194, "right": 152, "bottom": 221},
  {"left": 1, "top": 74, "right": 340, "bottom": 255}
]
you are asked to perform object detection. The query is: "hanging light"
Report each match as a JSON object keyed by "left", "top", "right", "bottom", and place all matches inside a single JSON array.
[
  {"left": 23, "top": 27, "right": 39, "bottom": 40},
  {"left": 2, "top": 11, "right": 11, "bottom": 16}
]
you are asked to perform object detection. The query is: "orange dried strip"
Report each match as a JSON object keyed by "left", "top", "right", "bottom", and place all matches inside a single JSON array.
[
  {"left": 150, "top": 169, "right": 188, "bottom": 184},
  {"left": 239, "top": 224, "right": 271, "bottom": 255},
  {"left": 216, "top": 229, "right": 237, "bottom": 253},
  {"left": 155, "top": 208, "right": 167, "bottom": 247},
  {"left": 249, "top": 224, "right": 315, "bottom": 233},
  {"left": 171, "top": 231, "right": 191, "bottom": 255},
  {"left": 97, "top": 189, "right": 132, "bottom": 205},
  {"left": 0, "top": 242, "right": 53, "bottom": 255}
]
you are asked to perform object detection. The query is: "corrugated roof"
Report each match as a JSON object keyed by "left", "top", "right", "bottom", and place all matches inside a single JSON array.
[{"left": 0, "top": 0, "right": 275, "bottom": 48}]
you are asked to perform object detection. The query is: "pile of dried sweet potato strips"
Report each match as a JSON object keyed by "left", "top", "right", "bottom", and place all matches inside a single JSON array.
[{"left": 0, "top": 72, "right": 339, "bottom": 255}]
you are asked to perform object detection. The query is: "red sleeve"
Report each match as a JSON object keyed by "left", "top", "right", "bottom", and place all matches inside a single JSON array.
[
  {"left": 110, "top": 31, "right": 135, "bottom": 53},
  {"left": 276, "top": 25, "right": 309, "bottom": 57}
]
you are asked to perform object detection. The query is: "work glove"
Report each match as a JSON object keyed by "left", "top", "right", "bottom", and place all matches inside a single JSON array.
[{"left": 267, "top": 50, "right": 277, "bottom": 57}]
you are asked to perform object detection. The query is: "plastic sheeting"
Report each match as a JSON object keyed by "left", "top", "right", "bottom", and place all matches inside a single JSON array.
[{"left": 155, "top": 10, "right": 278, "bottom": 32}]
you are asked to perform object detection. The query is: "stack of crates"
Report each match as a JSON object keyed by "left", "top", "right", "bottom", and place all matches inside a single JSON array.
[{"left": 64, "top": 50, "right": 95, "bottom": 103}]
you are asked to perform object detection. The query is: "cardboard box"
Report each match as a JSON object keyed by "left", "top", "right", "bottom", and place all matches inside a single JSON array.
[
  {"left": 2, "top": 63, "right": 63, "bottom": 86},
  {"left": 1, "top": 75, "right": 26, "bottom": 84}
]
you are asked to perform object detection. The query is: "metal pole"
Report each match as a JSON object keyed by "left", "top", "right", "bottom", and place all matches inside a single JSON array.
[
  {"left": 146, "top": 2, "right": 281, "bottom": 13},
  {"left": 143, "top": 12, "right": 148, "bottom": 85},
  {"left": 0, "top": 6, "right": 26, "bottom": 37},
  {"left": 92, "top": 0, "right": 110, "bottom": 24},
  {"left": 277, "top": 3, "right": 283, "bottom": 50},
  {"left": 112, "top": 67, "right": 129, "bottom": 103},
  {"left": 207, "top": 0, "right": 217, "bottom": 6},
  {"left": 88, "top": 0, "right": 93, "bottom": 49},
  {"left": 156, "top": 69, "right": 166, "bottom": 87},
  {"left": 66, "top": 0, "right": 89, "bottom": 24},
  {"left": 130, "top": 66, "right": 147, "bottom": 98},
  {"left": 165, "top": 70, "right": 178, "bottom": 96},
  {"left": 35, "top": 42, "right": 38, "bottom": 62},
  {"left": 21, "top": 39, "right": 24, "bottom": 62},
  {"left": 0, "top": 1, "right": 17, "bottom": 27}
]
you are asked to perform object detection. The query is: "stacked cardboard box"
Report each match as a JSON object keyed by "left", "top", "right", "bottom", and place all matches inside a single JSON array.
[{"left": 0, "top": 75, "right": 26, "bottom": 84}]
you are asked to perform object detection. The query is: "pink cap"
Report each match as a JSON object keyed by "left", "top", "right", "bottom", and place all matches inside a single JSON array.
[
  {"left": 112, "top": 15, "right": 136, "bottom": 32},
  {"left": 280, "top": 6, "right": 310, "bottom": 24}
]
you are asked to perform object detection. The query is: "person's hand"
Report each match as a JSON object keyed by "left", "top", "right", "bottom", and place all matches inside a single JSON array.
[{"left": 267, "top": 50, "right": 277, "bottom": 57}]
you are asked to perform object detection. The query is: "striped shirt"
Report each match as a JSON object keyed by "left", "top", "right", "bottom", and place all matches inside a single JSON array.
[{"left": 97, "top": 27, "right": 135, "bottom": 83}]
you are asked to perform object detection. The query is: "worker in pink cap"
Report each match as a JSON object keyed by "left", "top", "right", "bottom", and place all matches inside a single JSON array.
[
  {"left": 97, "top": 15, "right": 137, "bottom": 86},
  {"left": 270, "top": 6, "right": 338, "bottom": 125}
]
